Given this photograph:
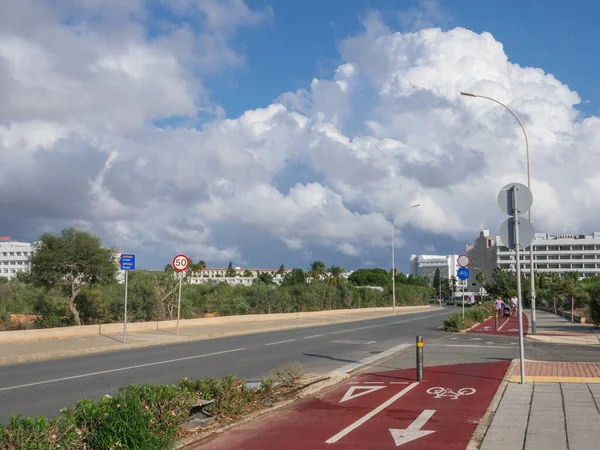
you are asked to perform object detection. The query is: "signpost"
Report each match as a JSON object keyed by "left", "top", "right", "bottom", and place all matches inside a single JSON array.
[
  {"left": 119, "top": 254, "right": 136, "bottom": 343},
  {"left": 456, "top": 267, "right": 470, "bottom": 320},
  {"left": 172, "top": 254, "right": 190, "bottom": 335},
  {"left": 498, "top": 182, "right": 535, "bottom": 384}
]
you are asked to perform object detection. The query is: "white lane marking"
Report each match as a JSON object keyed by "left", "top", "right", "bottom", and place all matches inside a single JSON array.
[
  {"left": 339, "top": 385, "right": 386, "bottom": 403},
  {"left": 329, "top": 343, "right": 411, "bottom": 376},
  {"left": 391, "top": 382, "right": 409, "bottom": 384},
  {"left": 497, "top": 317, "right": 511, "bottom": 331},
  {"left": 265, "top": 339, "right": 295, "bottom": 346},
  {"left": 390, "top": 409, "right": 436, "bottom": 446},
  {"left": 364, "top": 381, "right": 384, "bottom": 384},
  {"left": 330, "top": 340, "right": 377, "bottom": 345},
  {"left": 330, "top": 311, "right": 449, "bottom": 335},
  {"left": 326, "top": 382, "right": 419, "bottom": 444},
  {"left": 0, "top": 348, "right": 246, "bottom": 393},
  {"left": 304, "top": 334, "right": 324, "bottom": 339}
]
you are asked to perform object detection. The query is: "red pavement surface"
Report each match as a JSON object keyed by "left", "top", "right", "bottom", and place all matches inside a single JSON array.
[
  {"left": 191, "top": 361, "right": 510, "bottom": 450},
  {"left": 467, "top": 311, "right": 528, "bottom": 337}
]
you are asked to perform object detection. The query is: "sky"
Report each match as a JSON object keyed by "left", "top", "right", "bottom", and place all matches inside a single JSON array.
[{"left": 1, "top": 0, "right": 599, "bottom": 272}]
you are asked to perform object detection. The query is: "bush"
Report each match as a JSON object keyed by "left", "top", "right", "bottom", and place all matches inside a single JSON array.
[
  {"left": 73, "top": 383, "right": 195, "bottom": 450},
  {"left": 443, "top": 306, "right": 491, "bottom": 332},
  {"left": 0, "top": 414, "right": 85, "bottom": 450},
  {"left": 0, "top": 373, "right": 286, "bottom": 450}
]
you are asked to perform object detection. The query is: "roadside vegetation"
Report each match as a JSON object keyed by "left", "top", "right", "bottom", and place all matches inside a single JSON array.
[
  {"left": 443, "top": 302, "right": 494, "bottom": 332},
  {"left": 0, "top": 362, "right": 305, "bottom": 450},
  {"left": 0, "top": 227, "right": 435, "bottom": 331}
]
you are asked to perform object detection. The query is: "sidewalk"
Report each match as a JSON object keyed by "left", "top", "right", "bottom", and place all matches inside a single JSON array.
[
  {"left": 477, "top": 361, "right": 600, "bottom": 450},
  {"left": 0, "top": 307, "right": 437, "bottom": 366},
  {"left": 527, "top": 310, "right": 600, "bottom": 345}
]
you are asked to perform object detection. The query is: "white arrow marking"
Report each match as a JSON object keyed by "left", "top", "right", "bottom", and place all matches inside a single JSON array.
[
  {"left": 339, "top": 385, "right": 386, "bottom": 403},
  {"left": 389, "top": 409, "right": 436, "bottom": 446},
  {"left": 326, "top": 382, "right": 418, "bottom": 444}
]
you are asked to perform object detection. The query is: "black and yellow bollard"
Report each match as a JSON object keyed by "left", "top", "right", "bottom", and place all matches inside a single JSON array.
[{"left": 416, "top": 335, "right": 424, "bottom": 381}]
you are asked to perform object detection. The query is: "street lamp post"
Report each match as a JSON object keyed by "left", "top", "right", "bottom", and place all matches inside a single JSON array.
[
  {"left": 460, "top": 92, "right": 537, "bottom": 334},
  {"left": 392, "top": 204, "right": 421, "bottom": 314}
]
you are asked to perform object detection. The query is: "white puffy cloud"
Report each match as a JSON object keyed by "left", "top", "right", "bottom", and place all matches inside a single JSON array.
[{"left": 1, "top": 2, "right": 599, "bottom": 269}]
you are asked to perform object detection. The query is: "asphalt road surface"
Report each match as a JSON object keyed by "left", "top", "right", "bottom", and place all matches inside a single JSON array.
[{"left": 0, "top": 308, "right": 450, "bottom": 423}]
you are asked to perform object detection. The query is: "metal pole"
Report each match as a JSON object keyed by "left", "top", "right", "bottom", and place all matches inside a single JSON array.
[
  {"left": 460, "top": 92, "right": 536, "bottom": 334},
  {"left": 392, "top": 220, "right": 396, "bottom": 314},
  {"left": 176, "top": 271, "right": 183, "bottom": 335},
  {"left": 513, "top": 186, "right": 526, "bottom": 384},
  {"left": 462, "top": 283, "right": 465, "bottom": 321},
  {"left": 123, "top": 270, "right": 128, "bottom": 343},
  {"left": 416, "top": 335, "right": 424, "bottom": 381},
  {"left": 495, "top": 312, "right": 498, "bottom": 331}
]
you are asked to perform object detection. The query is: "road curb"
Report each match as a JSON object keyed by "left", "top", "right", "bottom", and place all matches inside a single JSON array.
[{"left": 466, "top": 358, "right": 518, "bottom": 450}]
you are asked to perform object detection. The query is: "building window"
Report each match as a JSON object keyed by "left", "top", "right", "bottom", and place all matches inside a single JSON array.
[{"left": 584, "top": 245, "right": 595, "bottom": 251}]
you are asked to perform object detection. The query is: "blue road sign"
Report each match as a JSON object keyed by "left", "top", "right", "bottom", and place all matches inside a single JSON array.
[
  {"left": 457, "top": 267, "right": 470, "bottom": 280},
  {"left": 119, "top": 254, "right": 135, "bottom": 271}
]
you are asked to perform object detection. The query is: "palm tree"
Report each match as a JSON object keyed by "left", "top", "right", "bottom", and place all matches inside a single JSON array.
[
  {"left": 327, "top": 265, "right": 346, "bottom": 284},
  {"left": 308, "top": 261, "right": 326, "bottom": 281}
]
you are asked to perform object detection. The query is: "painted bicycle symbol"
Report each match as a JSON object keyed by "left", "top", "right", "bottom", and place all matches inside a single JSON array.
[{"left": 426, "top": 386, "right": 476, "bottom": 400}]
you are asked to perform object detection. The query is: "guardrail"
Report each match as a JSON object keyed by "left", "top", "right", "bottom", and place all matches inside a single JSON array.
[{"left": 0, "top": 305, "right": 434, "bottom": 343}]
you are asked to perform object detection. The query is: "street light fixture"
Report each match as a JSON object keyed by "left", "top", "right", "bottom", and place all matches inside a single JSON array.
[
  {"left": 460, "top": 91, "right": 537, "bottom": 334},
  {"left": 392, "top": 203, "right": 421, "bottom": 314}
]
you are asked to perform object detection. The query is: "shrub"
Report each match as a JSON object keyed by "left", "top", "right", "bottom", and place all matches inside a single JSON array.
[
  {"left": 0, "top": 414, "right": 85, "bottom": 450},
  {"left": 270, "top": 361, "right": 304, "bottom": 388},
  {"left": 443, "top": 307, "right": 491, "bottom": 332}
]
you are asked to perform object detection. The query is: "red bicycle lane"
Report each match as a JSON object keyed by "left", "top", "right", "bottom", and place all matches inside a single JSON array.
[
  {"left": 467, "top": 311, "right": 529, "bottom": 337},
  {"left": 192, "top": 360, "right": 510, "bottom": 450}
]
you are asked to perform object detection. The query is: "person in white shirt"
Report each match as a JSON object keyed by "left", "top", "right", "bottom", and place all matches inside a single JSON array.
[{"left": 510, "top": 296, "right": 518, "bottom": 317}]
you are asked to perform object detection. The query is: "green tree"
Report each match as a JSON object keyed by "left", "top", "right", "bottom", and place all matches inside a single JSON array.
[
  {"left": 243, "top": 269, "right": 253, "bottom": 277},
  {"left": 226, "top": 261, "right": 236, "bottom": 277},
  {"left": 29, "top": 226, "right": 117, "bottom": 326},
  {"left": 308, "top": 261, "right": 326, "bottom": 281},
  {"left": 327, "top": 265, "right": 346, "bottom": 284},
  {"left": 485, "top": 268, "right": 515, "bottom": 299},
  {"left": 164, "top": 264, "right": 174, "bottom": 274},
  {"left": 432, "top": 268, "right": 441, "bottom": 299},
  {"left": 282, "top": 268, "right": 306, "bottom": 286},
  {"left": 348, "top": 268, "right": 390, "bottom": 287},
  {"left": 556, "top": 272, "right": 588, "bottom": 319},
  {"left": 255, "top": 272, "right": 274, "bottom": 285},
  {"left": 277, "top": 264, "right": 286, "bottom": 275},
  {"left": 440, "top": 277, "right": 452, "bottom": 299}
]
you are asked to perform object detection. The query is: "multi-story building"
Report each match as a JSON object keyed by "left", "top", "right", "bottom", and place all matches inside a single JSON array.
[
  {"left": 409, "top": 254, "right": 467, "bottom": 291},
  {"left": 188, "top": 267, "right": 292, "bottom": 286},
  {"left": 466, "top": 230, "right": 600, "bottom": 294},
  {"left": 0, "top": 238, "right": 34, "bottom": 280}
]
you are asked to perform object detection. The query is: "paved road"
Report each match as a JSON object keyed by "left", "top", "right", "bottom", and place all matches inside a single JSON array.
[{"left": 0, "top": 308, "right": 450, "bottom": 423}]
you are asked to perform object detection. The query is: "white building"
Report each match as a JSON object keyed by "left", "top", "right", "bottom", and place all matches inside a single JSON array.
[
  {"left": 497, "top": 232, "right": 600, "bottom": 278},
  {"left": 188, "top": 267, "right": 291, "bottom": 286},
  {"left": 0, "top": 238, "right": 34, "bottom": 280},
  {"left": 409, "top": 254, "right": 467, "bottom": 290},
  {"left": 465, "top": 230, "right": 600, "bottom": 295}
]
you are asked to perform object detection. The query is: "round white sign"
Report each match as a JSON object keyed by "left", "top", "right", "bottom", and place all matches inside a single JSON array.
[
  {"left": 172, "top": 254, "right": 189, "bottom": 272},
  {"left": 457, "top": 254, "right": 470, "bottom": 268}
]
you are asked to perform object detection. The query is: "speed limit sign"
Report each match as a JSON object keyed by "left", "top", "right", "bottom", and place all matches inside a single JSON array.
[{"left": 172, "top": 254, "right": 190, "bottom": 272}]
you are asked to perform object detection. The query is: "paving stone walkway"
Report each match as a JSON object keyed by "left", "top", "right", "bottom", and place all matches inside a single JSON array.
[{"left": 479, "top": 360, "right": 600, "bottom": 450}]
